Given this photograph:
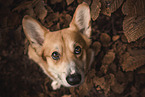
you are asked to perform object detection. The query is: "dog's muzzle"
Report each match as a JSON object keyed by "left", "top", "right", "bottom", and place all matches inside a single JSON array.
[{"left": 66, "top": 73, "right": 81, "bottom": 85}]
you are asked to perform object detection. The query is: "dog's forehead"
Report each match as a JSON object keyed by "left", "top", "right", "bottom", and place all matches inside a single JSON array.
[
  {"left": 44, "top": 31, "right": 63, "bottom": 49},
  {"left": 61, "top": 28, "right": 86, "bottom": 45},
  {"left": 43, "top": 28, "right": 86, "bottom": 51}
]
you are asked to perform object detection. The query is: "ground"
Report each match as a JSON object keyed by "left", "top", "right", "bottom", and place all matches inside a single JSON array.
[{"left": 0, "top": 0, "right": 145, "bottom": 97}]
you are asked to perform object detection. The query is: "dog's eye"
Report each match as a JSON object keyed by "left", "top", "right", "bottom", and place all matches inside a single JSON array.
[
  {"left": 74, "top": 46, "right": 81, "bottom": 54},
  {"left": 51, "top": 51, "right": 60, "bottom": 60}
]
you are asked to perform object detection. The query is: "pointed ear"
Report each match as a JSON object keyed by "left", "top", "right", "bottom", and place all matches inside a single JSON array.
[
  {"left": 70, "top": 2, "right": 91, "bottom": 38},
  {"left": 22, "top": 15, "right": 47, "bottom": 49}
]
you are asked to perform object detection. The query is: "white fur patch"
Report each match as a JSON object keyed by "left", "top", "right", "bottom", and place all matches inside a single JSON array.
[{"left": 51, "top": 80, "right": 61, "bottom": 90}]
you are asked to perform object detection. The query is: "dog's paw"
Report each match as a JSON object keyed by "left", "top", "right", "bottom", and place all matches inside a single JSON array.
[{"left": 51, "top": 81, "right": 61, "bottom": 90}]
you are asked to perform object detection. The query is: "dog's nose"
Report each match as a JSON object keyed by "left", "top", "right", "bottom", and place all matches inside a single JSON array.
[{"left": 66, "top": 73, "right": 81, "bottom": 85}]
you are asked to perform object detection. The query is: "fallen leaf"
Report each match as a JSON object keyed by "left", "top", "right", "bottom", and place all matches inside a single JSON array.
[
  {"left": 101, "top": 50, "right": 115, "bottom": 74},
  {"left": 101, "top": 0, "right": 124, "bottom": 16},
  {"left": 130, "top": 86, "right": 138, "bottom": 97},
  {"left": 66, "top": 0, "right": 74, "bottom": 5},
  {"left": 112, "top": 35, "right": 120, "bottom": 42},
  {"left": 90, "top": 0, "right": 101, "bottom": 21},
  {"left": 60, "top": 12, "right": 72, "bottom": 28},
  {"left": 94, "top": 73, "right": 116, "bottom": 95},
  {"left": 25, "top": 6, "right": 35, "bottom": 17},
  {"left": 115, "top": 71, "right": 126, "bottom": 83},
  {"left": 69, "top": 87, "right": 77, "bottom": 97},
  {"left": 111, "top": 82, "right": 125, "bottom": 94},
  {"left": 14, "top": 26, "right": 22, "bottom": 42},
  {"left": 61, "top": 95, "right": 71, "bottom": 97},
  {"left": 77, "top": 69, "right": 95, "bottom": 96},
  {"left": 92, "top": 41, "right": 101, "bottom": 56},
  {"left": 100, "top": 33, "right": 111, "bottom": 47},
  {"left": 122, "top": 0, "right": 145, "bottom": 16},
  {"left": 128, "top": 49, "right": 145, "bottom": 56},
  {"left": 121, "top": 34, "right": 128, "bottom": 43},
  {"left": 84, "top": 0, "right": 91, "bottom": 5},
  {"left": 102, "top": 50, "right": 115, "bottom": 65},
  {"left": 45, "top": 12, "right": 60, "bottom": 27},
  {"left": 137, "top": 66, "right": 145, "bottom": 74},
  {"left": 12, "top": 1, "right": 33, "bottom": 12},
  {"left": 50, "top": 0, "right": 62, "bottom": 4},
  {"left": 121, "top": 50, "right": 145, "bottom": 71},
  {"left": 123, "top": 15, "right": 145, "bottom": 43},
  {"left": 34, "top": 0, "right": 47, "bottom": 20}
]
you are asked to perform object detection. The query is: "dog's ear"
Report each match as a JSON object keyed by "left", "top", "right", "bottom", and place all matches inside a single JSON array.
[
  {"left": 70, "top": 2, "right": 91, "bottom": 38},
  {"left": 22, "top": 15, "right": 47, "bottom": 50}
]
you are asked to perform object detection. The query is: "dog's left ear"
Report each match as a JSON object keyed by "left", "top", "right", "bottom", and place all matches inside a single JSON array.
[{"left": 70, "top": 2, "right": 91, "bottom": 38}]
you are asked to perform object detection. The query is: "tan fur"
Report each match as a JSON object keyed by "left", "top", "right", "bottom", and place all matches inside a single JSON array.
[{"left": 22, "top": 2, "right": 94, "bottom": 90}]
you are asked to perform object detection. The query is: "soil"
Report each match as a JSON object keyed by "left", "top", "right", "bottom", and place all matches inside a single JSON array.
[{"left": 0, "top": 0, "right": 145, "bottom": 97}]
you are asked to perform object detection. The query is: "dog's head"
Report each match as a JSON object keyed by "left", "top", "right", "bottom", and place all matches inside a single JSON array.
[{"left": 22, "top": 2, "right": 94, "bottom": 88}]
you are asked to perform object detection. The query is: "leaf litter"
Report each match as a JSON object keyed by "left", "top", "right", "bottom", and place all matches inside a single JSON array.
[{"left": 0, "top": 0, "right": 145, "bottom": 97}]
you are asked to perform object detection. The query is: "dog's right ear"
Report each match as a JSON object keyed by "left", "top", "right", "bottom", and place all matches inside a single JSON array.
[{"left": 22, "top": 15, "right": 47, "bottom": 50}]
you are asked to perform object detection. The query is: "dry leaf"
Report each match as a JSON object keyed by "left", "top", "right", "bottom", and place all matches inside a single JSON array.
[
  {"left": 66, "top": 0, "right": 74, "bottom": 5},
  {"left": 34, "top": 0, "right": 47, "bottom": 20},
  {"left": 123, "top": 15, "right": 145, "bottom": 43},
  {"left": 122, "top": 0, "right": 145, "bottom": 16},
  {"left": 94, "top": 73, "right": 116, "bottom": 95},
  {"left": 109, "top": 63, "right": 117, "bottom": 73},
  {"left": 12, "top": 0, "right": 40, "bottom": 12},
  {"left": 45, "top": 12, "right": 59, "bottom": 27},
  {"left": 61, "top": 95, "right": 71, "bottom": 97},
  {"left": 137, "top": 66, "right": 145, "bottom": 74},
  {"left": 100, "top": 0, "right": 124, "bottom": 16},
  {"left": 102, "top": 50, "right": 115, "bottom": 65},
  {"left": 84, "top": 0, "right": 91, "bottom": 5},
  {"left": 111, "top": 82, "right": 125, "bottom": 94},
  {"left": 12, "top": 0, "right": 47, "bottom": 20},
  {"left": 122, "top": 0, "right": 145, "bottom": 42},
  {"left": 78, "top": 81, "right": 93, "bottom": 96},
  {"left": 25, "top": 6, "right": 35, "bottom": 17},
  {"left": 90, "top": 0, "right": 101, "bottom": 21},
  {"left": 92, "top": 41, "right": 101, "bottom": 56},
  {"left": 128, "top": 49, "right": 145, "bottom": 56},
  {"left": 112, "top": 35, "right": 120, "bottom": 42},
  {"left": 121, "top": 50, "right": 145, "bottom": 71},
  {"left": 60, "top": 12, "right": 72, "bottom": 28},
  {"left": 50, "top": 0, "right": 62, "bottom": 4},
  {"left": 77, "top": 0, "right": 83, "bottom": 4},
  {"left": 129, "top": 86, "right": 138, "bottom": 97},
  {"left": 46, "top": 6, "right": 54, "bottom": 13},
  {"left": 77, "top": 69, "right": 95, "bottom": 96},
  {"left": 100, "top": 33, "right": 111, "bottom": 47},
  {"left": 12, "top": 1, "right": 33, "bottom": 12},
  {"left": 101, "top": 50, "right": 115, "bottom": 73},
  {"left": 14, "top": 26, "right": 22, "bottom": 42}
]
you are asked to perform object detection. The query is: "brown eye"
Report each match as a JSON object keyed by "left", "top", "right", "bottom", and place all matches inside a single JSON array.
[
  {"left": 51, "top": 51, "right": 60, "bottom": 60},
  {"left": 74, "top": 46, "right": 81, "bottom": 54}
]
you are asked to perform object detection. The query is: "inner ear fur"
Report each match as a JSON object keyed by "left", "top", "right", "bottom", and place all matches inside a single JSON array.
[
  {"left": 22, "top": 15, "right": 48, "bottom": 48},
  {"left": 70, "top": 2, "right": 91, "bottom": 38}
]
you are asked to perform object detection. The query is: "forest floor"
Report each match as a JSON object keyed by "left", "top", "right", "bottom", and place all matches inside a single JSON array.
[{"left": 0, "top": 0, "right": 145, "bottom": 97}]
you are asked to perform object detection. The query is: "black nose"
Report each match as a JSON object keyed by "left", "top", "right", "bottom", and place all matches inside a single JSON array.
[{"left": 66, "top": 73, "right": 81, "bottom": 85}]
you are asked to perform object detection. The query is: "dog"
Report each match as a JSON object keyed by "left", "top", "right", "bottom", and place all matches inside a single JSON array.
[{"left": 22, "top": 2, "right": 94, "bottom": 90}]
